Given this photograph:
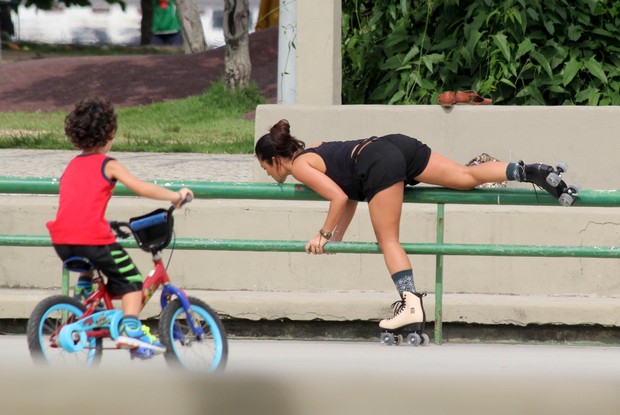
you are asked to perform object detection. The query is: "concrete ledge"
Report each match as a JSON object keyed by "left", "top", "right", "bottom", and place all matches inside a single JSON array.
[{"left": 4, "top": 288, "right": 620, "bottom": 327}]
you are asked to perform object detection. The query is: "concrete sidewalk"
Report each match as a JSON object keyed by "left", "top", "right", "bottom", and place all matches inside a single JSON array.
[{"left": 0, "top": 149, "right": 255, "bottom": 181}]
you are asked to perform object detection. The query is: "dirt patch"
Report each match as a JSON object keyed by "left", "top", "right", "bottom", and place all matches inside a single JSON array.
[{"left": 0, "top": 28, "right": 277, "bottom": 113}]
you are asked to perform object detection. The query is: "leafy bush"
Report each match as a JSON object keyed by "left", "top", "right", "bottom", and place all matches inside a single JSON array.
[{"left": 342, "top": 0, "right": 620, "bottom": 105}]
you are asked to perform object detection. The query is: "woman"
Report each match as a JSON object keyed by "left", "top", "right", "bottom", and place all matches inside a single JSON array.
[{"left": 255, "top": 119, "right": 564, "bottom": 336}]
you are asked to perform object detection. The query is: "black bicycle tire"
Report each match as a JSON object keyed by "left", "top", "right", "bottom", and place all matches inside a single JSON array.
[
  {"left": 159, "top": 296, "right": 228, "bottom": 372},
  {"left": 26, "top": 295, "right": 103, "bottom": 367}
]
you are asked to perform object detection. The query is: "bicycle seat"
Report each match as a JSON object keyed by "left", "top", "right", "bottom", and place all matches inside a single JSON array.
[{"left": 63, "top": 256, "right": 96, "bottom": 273}]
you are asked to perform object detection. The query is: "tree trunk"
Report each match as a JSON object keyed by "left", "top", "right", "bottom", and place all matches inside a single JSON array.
[
  {"left": 176, "top": 0, "right": 207, "bottom": 53},
  {"left": 224, "top": 0, "right": 252, "bottom": 89},
  {"left": 140, "top": 0, "right": 153, "bottom": 46}
]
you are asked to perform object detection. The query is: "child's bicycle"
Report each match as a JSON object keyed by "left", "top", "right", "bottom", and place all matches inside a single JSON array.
[{"left": 26, "top": 202, "right": 228, "bottom": 371}]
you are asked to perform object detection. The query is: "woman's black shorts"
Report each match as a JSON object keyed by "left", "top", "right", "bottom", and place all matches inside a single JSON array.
[{"left": 354, "top": 134, "right": 432, "bottom": 202}]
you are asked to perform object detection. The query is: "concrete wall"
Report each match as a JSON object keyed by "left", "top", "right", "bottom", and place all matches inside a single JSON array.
[{"left": 1, "top": 104, "right": 619, "bottom": 331}]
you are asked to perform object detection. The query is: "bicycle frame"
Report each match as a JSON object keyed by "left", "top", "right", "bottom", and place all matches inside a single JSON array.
[{"left": 78, "top": 250, "right": 206, "bottom": 344}]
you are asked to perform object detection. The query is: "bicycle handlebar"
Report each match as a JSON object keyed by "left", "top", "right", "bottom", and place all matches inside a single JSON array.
[
  {"left": 109, "top": 195, "right": 191, "bottom": 239},
  {"left": 130, "top": 212, "right": 167, "bottom": 231}
]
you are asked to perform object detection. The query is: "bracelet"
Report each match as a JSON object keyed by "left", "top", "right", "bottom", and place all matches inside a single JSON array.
[{"left": 319, "top": 229, "right": 333, "bottom": 240}]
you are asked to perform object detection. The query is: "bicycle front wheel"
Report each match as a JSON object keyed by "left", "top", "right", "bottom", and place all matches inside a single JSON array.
[
  {"left": 159, "top": 296, "right": 228, "bottom": 372},
  {"left": 26, "top": 295, "right": 103, "bottom": 368}
]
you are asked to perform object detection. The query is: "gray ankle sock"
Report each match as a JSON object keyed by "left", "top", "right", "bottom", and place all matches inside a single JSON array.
[
  {"left": 506, "top": 162, "right": 522, "bottom": 181},
  {"left": 506, "top": 161, "right": 525, "bottom": 182},
  {"left": 391, "top": 269, "right": 415, "bottom": 297}
]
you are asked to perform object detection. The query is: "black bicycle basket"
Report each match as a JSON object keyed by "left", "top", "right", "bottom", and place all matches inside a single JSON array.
[{"left": 129, "top": 208, "right": 174, "bottom": 252}]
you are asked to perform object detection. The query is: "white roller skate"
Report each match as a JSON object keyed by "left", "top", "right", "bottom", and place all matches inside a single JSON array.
[{"left": 379, "top": 291, "right": 429, "bottom": 346}]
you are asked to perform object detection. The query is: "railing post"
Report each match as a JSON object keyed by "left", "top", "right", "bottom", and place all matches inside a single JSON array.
[
  {"left": 62, "top": 268, "right": 70, "bottom": 296},
  {"left": 435, "top": 203, "right": 445, "bottom": 344}
]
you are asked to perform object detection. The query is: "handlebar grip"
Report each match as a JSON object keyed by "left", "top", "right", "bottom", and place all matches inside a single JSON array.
[
  {"left": 130, "top": 212, "right": 168, "bottom": 231},
  {"left": 181, "top": 194, "right": 193, "bottom": 206}
]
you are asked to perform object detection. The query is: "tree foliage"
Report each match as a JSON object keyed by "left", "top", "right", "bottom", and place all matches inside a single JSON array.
[{"left": 342, "top": 0, "right": 620, "bottom": 105}]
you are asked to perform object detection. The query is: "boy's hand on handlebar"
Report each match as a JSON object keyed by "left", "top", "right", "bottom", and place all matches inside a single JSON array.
[{"left": 175, "top": 188, "right": 194, "bottom": 207}]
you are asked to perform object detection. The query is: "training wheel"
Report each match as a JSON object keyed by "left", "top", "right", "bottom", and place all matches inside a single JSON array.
[
  {"left": 380, "top": 332, "right": 395, "bottom": 346},
  {"left": 405, "top": 332, "right": 421, "bottom": 346}
]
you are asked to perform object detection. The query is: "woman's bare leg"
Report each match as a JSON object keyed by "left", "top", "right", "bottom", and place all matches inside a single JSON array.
[
  {"left": 415, "top": 151, "right": 509, "bottom": 190},
  {"left": 368, "top": 182, "right": 410, "bottom": 274}
]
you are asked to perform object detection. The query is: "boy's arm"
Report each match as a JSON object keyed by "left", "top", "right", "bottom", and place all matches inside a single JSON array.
[{"left": 105, "top": 159, "right": 192, "bottom": 206}]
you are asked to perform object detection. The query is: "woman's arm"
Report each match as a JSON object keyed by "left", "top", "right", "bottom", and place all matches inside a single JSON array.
[
  {"left": 330, "top": 200, "right": 358, "bottom": 242},
  {"left": 105, "top": 160, "right": 193, "bottom": 206},
  {"left": 291, "top": 154, "right": 349, "bottom": 254},
  {"left": 292, "top": 155, "right": 348, "bottom": 234}
]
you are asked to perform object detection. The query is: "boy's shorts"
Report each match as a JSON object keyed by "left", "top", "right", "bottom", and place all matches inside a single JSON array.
[{"left": 53, "top": 243, "right": 143, "bottom": 296}]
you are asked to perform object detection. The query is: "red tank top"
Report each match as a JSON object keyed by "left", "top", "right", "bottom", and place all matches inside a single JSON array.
[{"left": 47, "top": 153, "right": 117, "bottom": 245}]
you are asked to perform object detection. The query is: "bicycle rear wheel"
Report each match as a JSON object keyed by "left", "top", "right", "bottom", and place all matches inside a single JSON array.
[
  {"left": 26, "top": 295, "right": 103, "bottom": 368},
  {"left": 159, "top": 296, "right": 228, "bottom": 372}
]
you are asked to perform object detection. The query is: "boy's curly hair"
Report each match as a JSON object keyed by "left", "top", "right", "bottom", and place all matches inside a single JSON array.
[{"left": 64, "top": 97, "right": 117, "bottom": 150}]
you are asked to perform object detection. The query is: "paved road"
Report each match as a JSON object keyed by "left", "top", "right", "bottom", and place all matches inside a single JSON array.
[
  {"left": 2, "top": 335, "right": 619, "bottom": 415},
  {"left": 0, "top": 149, "right": 255, "bottom": 182}
]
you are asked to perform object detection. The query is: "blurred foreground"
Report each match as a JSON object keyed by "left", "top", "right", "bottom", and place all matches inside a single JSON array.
[{"left": 2, "top": 335, "right": 619, "bottom": 415}]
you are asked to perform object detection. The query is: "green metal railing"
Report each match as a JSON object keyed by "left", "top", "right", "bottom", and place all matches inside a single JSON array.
[{"left": 1, "top": 177, "right": 619, "bottom": 344}]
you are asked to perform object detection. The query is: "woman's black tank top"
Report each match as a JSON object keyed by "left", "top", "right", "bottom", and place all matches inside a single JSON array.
[{"left": 297, "top": 139, "right": 365, "bottom": 200}]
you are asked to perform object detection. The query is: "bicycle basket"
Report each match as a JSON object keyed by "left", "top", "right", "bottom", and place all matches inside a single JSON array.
[{"left": 129, "top": 208, "right": 174, "bottom": 252}]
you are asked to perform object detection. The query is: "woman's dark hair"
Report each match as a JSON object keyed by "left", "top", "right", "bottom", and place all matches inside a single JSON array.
[
  {"left": 64, "top": 97, "right": 117, "bottom": 150},
  {"left": 255, "top": 119, "right": 306, "bottom": 164}
]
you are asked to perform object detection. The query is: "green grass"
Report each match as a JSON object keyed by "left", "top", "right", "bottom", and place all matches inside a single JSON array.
[
  {"left": 3, "top": 41, "right": 179, "bottom": 57},
  {"left": 0, "top": 80, "right": 265, "bottom": 154}
]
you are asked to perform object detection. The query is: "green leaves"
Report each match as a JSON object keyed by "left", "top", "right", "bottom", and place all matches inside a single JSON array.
[
  {"left": 342, "top": 0, "right": 620, "bottom": 105},
  {"left": 562, "top": 59, "right": 581, "bottom": 86},
  {"left": 585, "top": 57, "right": 608, "bottom": 84}
]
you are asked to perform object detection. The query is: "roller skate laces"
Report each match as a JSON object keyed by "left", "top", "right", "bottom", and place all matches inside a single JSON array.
[{"left": 379, "top": 291, "right": 426, "bottom": 330}]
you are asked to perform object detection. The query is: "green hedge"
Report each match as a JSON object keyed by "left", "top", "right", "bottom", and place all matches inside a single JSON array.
[{"left": 342, "top": 0, "right": 620, "bottom": 105}]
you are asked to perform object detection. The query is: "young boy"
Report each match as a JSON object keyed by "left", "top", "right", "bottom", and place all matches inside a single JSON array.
[{"left": 46, "top": 97, "right": 193, "bottom": 359}]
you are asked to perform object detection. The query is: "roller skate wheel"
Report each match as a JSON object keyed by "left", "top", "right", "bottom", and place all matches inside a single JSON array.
[
  {"left": 558, "top": 193, "right": 575, "bottom": 207},
  {"left": 546, "top": 172, "right": 561, "bottom": 187},
  {"left": 380, "top": 332, "right": 395, "bottom": 346},
  {"left": 395, "top": 334, "right": 403, "bottom": 346},
  {"left": 567, "top": 183, "right": 581, "bottom": 195},
  {"left": 405, "top": 332, "right": 421, "bottom": 346},
  {"left": 555, "top": 162, "right": 568, "bottom": 174}
]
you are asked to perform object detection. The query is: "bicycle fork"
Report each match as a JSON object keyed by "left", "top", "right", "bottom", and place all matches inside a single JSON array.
[{"left": 160, "top": 284, "right": 206, "bottom": 341}]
